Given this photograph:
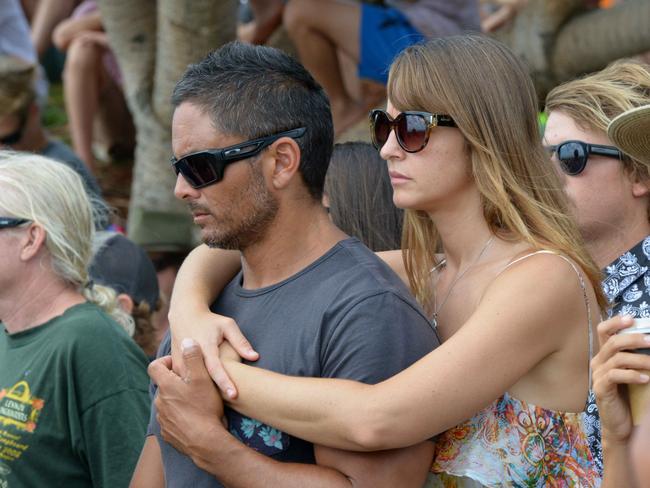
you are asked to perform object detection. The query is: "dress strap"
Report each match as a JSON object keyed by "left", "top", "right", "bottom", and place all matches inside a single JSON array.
[{"left": 497, "top": 250, "right": 594, "bottom": 390}]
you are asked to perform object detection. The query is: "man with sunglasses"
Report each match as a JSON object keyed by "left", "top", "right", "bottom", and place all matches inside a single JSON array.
[
  {"left": 0, "top": 55, "right": 107, "bottom": 228},
  {"left": 544, "top": 60, "right": 650, "bottom": 474},
  {"left": 133, "top": 42, "right": 439, "bottom": 488}
]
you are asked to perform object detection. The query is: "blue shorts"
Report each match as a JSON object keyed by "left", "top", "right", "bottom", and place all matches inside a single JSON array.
[{"left": 359, "top": 4, "right": 425, "bottom": 84}]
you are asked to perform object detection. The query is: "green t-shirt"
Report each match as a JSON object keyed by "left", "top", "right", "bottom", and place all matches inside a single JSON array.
[{"left": 0, "top": 302, "right": 150, "bottom": 487}]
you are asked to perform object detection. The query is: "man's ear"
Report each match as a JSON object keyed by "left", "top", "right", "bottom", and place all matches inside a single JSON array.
[
  {"left": 116, "top": 293, "right": 135, "bottom": 315},
  {"left": 632, "top": 179, "right": 650, "bottom": 198},
  {"left": 19, "top": 223, "right": 47, "bottom": 262},
  {"left": 268, "top": 137, "right": 301, "bottom": 190}
]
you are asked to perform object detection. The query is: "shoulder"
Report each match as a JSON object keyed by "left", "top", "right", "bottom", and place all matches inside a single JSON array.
[
  {"left": 479, "top": 251, "right": 591, "bottom": 335},
  {"left": 324, "top": 239, "right": 416, "bottom": 303},
  {"left": 61, "top": 303, "right": 149, "bottom": 376}
]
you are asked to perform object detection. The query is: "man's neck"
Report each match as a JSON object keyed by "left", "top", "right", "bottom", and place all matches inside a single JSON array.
[
  {"left": 587, "top": 219, "right": 650, "bottom": 269},
  {"left": 1, "top": 275, "right": 84, "bottom": 334},
  {"left": 240, "top": 202, "right": 347, "bottom": 289}
]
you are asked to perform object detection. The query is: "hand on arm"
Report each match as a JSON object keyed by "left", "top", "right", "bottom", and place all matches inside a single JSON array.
[
  {"left": 168, "top": 244, "right": 257, "bottom": 396},
  {"left": 222, "top": 254, "right": 590, "bottom": 450},
  {"left": 592, "top": 315, "right": 650, "bottom": 487},
  {"left": 152, "top": 341, "right": 433, "bottom": 487}
]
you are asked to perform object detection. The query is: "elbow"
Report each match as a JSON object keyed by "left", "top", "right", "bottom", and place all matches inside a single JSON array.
[
  {"left": 349, "top": 425, "right": 385, "bottom": 452},
  {"left": 346, "top": 406, "right": 393, "bottom": 452}
]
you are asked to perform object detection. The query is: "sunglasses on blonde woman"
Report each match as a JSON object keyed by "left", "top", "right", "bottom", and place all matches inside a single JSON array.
[{"left": 369, "top": 109, "right": 456, "bottom": 153}]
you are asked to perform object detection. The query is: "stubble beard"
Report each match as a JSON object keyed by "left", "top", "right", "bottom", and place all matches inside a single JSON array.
[{"left": 200, "top": 164, "right": 279, "bottom": 251}]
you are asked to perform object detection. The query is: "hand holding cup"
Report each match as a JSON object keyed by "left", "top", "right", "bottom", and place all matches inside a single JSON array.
[{"left": 592, "top": 315, "right": 650, "bottom": 444}]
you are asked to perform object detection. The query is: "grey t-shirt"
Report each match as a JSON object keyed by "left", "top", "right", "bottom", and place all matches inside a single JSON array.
[{"left": 149, "top": 238, "right": 439, "bottom": 487}]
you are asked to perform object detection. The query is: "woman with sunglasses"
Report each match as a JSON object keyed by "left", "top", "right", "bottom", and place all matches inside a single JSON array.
[
  {"left": 166, "top": 35, "right": 604, "bottom": 486},
  {"left": 544, "top": 60, "right": 650, "bottom": 477}
]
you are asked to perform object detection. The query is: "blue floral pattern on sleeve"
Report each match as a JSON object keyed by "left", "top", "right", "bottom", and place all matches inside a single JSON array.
[{"left": 227, "top": 410, "right": 290, "bottom": 455}]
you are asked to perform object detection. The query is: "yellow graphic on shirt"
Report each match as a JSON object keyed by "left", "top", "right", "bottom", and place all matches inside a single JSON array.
[{"left": 0, "top": 381, "right": 44, "bottom": 433}]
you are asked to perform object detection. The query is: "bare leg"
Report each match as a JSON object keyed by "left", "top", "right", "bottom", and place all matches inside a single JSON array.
[
  {"left": 29, "top": 0, "right": 79, "bottom": 58},
  {"left": 237, "top": 0, "right": 284, "bottom": 45},
  {"left": 283, "top": 0, "right": 368, "bottom": 135},
  {"left": 63, "top": 34, "right": 106, "bottom": 171}
]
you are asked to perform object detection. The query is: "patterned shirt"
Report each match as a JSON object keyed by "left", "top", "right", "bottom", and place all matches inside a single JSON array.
[{"left": 585, "top": 235, "right": 650, "bottom": 475}]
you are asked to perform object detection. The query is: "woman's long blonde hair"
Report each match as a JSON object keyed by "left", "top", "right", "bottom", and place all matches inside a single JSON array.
[{"left": 387, "top": 35, "right": 606, "bottom": 314}]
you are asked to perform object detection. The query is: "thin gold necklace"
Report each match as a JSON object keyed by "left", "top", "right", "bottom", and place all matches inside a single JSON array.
[{"left": 432, "top": 235, "right": 495, "bottom": 329}]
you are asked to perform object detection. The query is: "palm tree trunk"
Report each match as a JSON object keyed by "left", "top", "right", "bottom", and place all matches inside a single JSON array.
[
  {"left": 551, "top": 0, "right": 650, "bottom": 83},
  {"left": 97, "top": 0, "right": 237, "bottom": 249}
]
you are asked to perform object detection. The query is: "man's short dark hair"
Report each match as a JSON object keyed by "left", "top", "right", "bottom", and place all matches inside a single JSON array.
[{"left": 172, "top": 41, "right": 334, "bottom": 201}]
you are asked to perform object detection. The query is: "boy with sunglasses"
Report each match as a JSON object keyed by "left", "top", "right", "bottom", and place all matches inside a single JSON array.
[
  {"left": 544, "top": 59, "right": 650, "bottom": 474},
  {"left": 133, "top": 41, "right": 439, "bottom": 488}
]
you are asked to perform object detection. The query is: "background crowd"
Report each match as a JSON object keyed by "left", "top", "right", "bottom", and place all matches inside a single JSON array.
[{"left": 1, "top": 0, "right": 650, "bottom": 486}]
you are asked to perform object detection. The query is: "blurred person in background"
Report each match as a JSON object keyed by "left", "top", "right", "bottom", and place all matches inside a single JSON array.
[
  {"left": 53, "top": 0, "right": 134, "bottom": 171},
  {"left": 0, "top": 151, "right": 149, "bottom": 487},
  {"left": 544, "top": 59, "right": 650, "bottom": 474},
  {"left": 89, "top": 231, "right": 161, "bottom": 359},
  {"left": 324, "top": 141, "right": 403, "bottom": 252},
  {"left": 0, "top": 55, "right": 109, "bottom": 228},
  {"left": 282, "top": 0, "right": 480, "bottom": 134}
]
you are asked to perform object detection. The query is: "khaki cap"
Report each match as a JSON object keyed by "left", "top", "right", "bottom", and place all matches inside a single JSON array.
[{"left": 0, "top": 56, "right": 36, "bottom": 117}]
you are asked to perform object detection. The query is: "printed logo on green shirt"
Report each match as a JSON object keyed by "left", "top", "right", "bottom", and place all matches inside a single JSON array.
[{"left": 0, "top": 381, "right": 44, "bottom": 433}]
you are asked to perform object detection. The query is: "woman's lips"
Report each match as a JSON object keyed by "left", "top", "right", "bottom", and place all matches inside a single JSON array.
[{"left": 389, "top": 170, "right": 411, "bottom": 184}]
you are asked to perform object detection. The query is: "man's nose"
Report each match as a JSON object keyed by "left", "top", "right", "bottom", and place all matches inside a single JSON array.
[{"left": 173, "top": 173, "right": 200, "bottom": 201}]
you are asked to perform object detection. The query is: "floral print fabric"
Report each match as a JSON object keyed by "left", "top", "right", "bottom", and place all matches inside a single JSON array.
[
  {"left": 426, "top": 393, "right": 600, "bottom": 487},
  {"left": 228, "top": 411, "right": 290, "bottom": 455}
]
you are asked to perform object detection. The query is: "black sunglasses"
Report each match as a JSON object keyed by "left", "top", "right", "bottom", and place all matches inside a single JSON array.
[
  {"left": 171, "top": 127, "right": 307, "bottom": 189},
  {"left": 0, "top": 217, "right": 30, "bottom": 229},
  {"left": 369, "top": 109, "right": 456, "bottom": 153},
  {"left": 545, "top": 140, "right": 623, "bottom": 176}
]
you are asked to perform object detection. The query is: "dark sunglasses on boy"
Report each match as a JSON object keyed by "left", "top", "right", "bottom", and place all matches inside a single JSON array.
[
  {"left": 171, "top": 127, "right": 307, "bottom": 189},
  {"left": 0, "top": 217, "right": 30, "bottom": 229},
  {"left": 545, "top": 140, "right": 624, "bottom": 176},
  {"left": 369, "top": 109, "right": 456, "bottom": 153}
]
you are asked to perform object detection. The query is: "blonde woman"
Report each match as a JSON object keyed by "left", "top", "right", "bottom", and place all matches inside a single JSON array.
[
  {"left": 0, "top": 151, "right": 149, "bottom": 486},
  {"left": 161, "top": 35, "right": 605, "bottom": 486}
]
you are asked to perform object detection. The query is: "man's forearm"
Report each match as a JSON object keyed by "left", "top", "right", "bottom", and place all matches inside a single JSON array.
[{"left": 188, "top": 425, "right": 353, "bottom": 488}]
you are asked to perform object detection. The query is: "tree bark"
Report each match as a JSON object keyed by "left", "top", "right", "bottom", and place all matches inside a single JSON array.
[
  {"left": 97, "top": 0, "right": 237, "bottom": 249},
  {"left": 496, "top": 0, "right": 650, "bottom": 99},
  {"left": 552, "top": 0, "right": 650, "bottom": 83}
]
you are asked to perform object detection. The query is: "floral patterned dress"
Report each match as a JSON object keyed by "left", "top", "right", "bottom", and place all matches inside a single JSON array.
[
  {"left": 425, "top": 252, "right": 601, "bottom": 487},
  {"left": 426, "top": 393, "right": 599, "bottom": 487}
]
